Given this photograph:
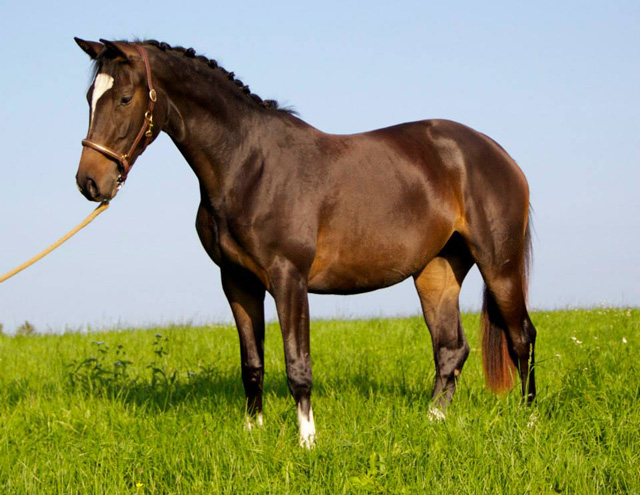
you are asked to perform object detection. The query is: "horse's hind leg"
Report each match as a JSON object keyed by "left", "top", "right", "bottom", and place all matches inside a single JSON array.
[
  {"left": 479, "top": 266, "right": 537, "bottom": 401},
  {"left": 414, "top": 235, "right": 474, "bottom": 411},
  {"left": 467, "top": 227, "right": 537, "bottom": 401}
]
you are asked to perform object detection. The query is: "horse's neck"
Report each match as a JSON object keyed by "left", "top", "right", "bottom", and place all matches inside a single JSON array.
[
  {"left": 161, "top": 88, "right": 268, "bottom": 203},
  {"left": 155, "top": 64, "right": 317, "bottom": 206}
]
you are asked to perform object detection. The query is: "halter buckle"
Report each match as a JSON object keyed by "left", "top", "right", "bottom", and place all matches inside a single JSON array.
[
  {"left": 144, "top": 112, "right": 154, "bottom": 138},
  {"left": 149, "top": 89, "right": 157, "bottom": 102}
]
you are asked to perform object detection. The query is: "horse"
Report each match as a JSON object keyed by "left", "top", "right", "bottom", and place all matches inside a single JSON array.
[{"left": 74, "top": 38, "right": 537, "bottom": 447}]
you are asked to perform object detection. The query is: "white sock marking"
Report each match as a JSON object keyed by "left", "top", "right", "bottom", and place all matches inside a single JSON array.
[
  {"left": 245, "top": 413, "right": 264, "bottom": 431},
  {"left": 90, "top": 73, "right": 114, "bottom": 130},
  {"left": 427, "top": 406, "right": 446, "bottom": 422},
  {"left": 297, "top": 404, "right": 316, "bottom": 448}
]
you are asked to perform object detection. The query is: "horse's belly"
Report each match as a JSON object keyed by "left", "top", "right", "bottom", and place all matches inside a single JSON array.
[
  {"left": 307, "top": 227, "right": 448, "bottom": 295},
  {"left": 308, "top": 261, "right": 409, "bottom": 294}
]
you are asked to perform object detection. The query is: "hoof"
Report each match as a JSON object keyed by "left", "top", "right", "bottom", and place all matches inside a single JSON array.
[
  {"left": 299, "top": 433, "right": 316, "bottom": 449},
  {"left": 245, "top": 413, "right": 264, "bottom": 431},
  {"left": 297, "top": 404, "right": 316, "bottom": 449},
  {"left": 427, "top": 406, "right": 446, "bottom": 422},
  {"left": 527, "top": 412, "right": 538, "bottom": 428}
]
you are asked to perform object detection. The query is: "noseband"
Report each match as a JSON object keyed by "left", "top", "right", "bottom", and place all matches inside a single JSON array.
[{"left": 81, "top": 44, "right": 157, "bottom": 185}]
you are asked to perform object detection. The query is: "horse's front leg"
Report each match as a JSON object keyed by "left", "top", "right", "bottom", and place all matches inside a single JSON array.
[
  {"left": 221, "top": 269, "right": 266, "bottom": 429},
  {"left": 269, "top": 261, "right": 315, "bottom": 448}
]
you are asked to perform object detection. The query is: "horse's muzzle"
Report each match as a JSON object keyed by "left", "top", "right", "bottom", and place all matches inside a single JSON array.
[{"left": 76, "top": 171, "right": 118, "bottom": 202}]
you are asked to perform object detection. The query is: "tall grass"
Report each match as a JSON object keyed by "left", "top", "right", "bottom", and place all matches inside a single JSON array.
[{"left": 0, "top": 309, "right": 638, "bottom": 494}]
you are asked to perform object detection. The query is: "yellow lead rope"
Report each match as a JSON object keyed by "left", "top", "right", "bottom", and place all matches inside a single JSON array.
[{"left": 0, "top": 201, "right": 110, "bottom": 284}]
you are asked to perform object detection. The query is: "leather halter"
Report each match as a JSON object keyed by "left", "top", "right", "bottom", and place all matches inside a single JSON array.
[{"left": 82, "top": 44, "right": 157, "bottom": 185}]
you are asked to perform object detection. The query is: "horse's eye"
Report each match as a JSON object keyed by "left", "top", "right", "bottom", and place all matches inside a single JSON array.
[{"left": 120, "top": 95, "right": 133, "bottom": 106}]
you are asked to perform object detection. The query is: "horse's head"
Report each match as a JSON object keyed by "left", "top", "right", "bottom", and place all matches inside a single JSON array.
[{"left": 75, "top": 38, "right": 164, "bottom": 201}]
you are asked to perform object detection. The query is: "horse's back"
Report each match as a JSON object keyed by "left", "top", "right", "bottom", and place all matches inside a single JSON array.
[
  {"left": 364, "top": 118, "right": 530, "bottom": 234},
  {"left": 319, "top": 117, "right": 529, "bottom": 232}
]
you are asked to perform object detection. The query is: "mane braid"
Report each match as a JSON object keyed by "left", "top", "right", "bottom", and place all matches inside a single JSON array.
[{"left": 142, "top": 39, "right": 295, "bottom": 114}]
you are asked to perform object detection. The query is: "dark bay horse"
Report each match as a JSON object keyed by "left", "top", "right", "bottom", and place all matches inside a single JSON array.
[{"left": 74, "top": 38, "right": 537, "bottom": 447}]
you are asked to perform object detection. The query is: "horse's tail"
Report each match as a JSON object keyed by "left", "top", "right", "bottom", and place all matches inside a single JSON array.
[
  {"left": 481, "top": 288, "right": 516, "bottom": 393},
  {"left": 481, "top": 217, "right": 532, "bottom": 393}
]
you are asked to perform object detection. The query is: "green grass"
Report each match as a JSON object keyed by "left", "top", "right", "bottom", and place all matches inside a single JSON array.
[{"left": 0, "top": 308, "right": 638, "bottom": 494}]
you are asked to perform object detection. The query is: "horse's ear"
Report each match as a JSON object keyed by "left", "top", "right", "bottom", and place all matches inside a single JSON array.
[
  {"left": 74, "top": 37, "right": 104, "bottom": 59},
  {"left": 99, "top": 39, "right": 139, "bottom": 62}
]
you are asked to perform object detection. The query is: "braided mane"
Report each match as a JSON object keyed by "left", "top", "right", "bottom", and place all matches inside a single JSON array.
[{"left": 142, "top": 39, "right": 295, "bottom": 115}]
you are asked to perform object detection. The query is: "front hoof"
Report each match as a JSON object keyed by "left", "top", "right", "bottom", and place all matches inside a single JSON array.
[
  {"left": 297, "top": 404, "right": 316, "bottom": 449},
  {"left": 299, "top": 432, "right": 316, "bottom": 449},
  {"left": 245, "top": 413, "right": 264, "bottom": 431}
]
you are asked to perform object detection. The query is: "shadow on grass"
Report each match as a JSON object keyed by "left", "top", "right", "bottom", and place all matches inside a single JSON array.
[
  {"left": 63, "top": 359, "right": 435, "bottom": 414},
  {"left": 67, "top": 363, "right": 248, "bottom": 412},
  {"left": 64, "top": 365, "right": 432, "bottom": 413},
  {"left": 5, "top": 335, "right": 436, "bottom": 413},
  {"left": 313, "top": 371, "right": 434, "bottom": 406},
  {"left": 62, "top": 345, "right": 637, "bottom": 417}
]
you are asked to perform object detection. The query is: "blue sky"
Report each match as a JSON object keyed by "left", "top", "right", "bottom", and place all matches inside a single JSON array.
[{"left": 0, "top": 1, "right": 638, "bottom": 332}]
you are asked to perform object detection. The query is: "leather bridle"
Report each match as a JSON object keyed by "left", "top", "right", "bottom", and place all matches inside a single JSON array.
[{"left": 81, "top": 44, "right": 157, "bottom": 185}]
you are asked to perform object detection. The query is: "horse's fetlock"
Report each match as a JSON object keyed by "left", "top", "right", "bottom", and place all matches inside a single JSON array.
[{"left": 288, "top": 374, "right": 312, "bottom": 400}]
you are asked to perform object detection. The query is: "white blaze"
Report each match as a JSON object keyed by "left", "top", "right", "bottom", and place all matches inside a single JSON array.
[{"left": 90, "top": 73, "right": 114, "bottom": 129}]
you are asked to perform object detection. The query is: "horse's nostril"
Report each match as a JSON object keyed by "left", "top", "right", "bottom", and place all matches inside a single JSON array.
[{"left": 85, "top": 177, "right": 99, "bottom": 199}]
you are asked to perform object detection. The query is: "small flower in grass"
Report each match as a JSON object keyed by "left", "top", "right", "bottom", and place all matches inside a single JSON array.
[
  {"left": 571, "top": 337, "right": 583, "bottom": 345},
  {"left": 622, "top": 337, "right": 628, "bottom": 344},
  {"left": 136, "top": 482, "right": 144, "bottom": 488}
]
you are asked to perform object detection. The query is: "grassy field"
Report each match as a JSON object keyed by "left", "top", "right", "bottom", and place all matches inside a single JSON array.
[{"left": 0, "top": 308, "right": 638, "bottom": 494}]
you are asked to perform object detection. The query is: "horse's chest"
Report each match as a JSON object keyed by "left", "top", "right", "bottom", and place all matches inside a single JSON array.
[
  {"left": 196, "top": 207, "right": 259, "bottom": 274},
  {"left": 214, "top": 225, "right": 268, "bottom": 281}
]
